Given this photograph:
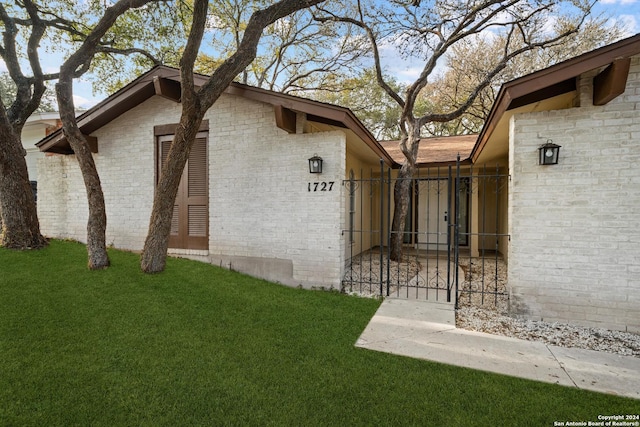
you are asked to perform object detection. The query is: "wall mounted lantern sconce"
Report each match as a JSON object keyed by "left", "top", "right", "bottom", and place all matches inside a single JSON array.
[
  {"left": 308, "top": 155, "right": 323, "bottom": 173},
  {"left": 538, "top": 140, "right": 561, "bottom": 165}
]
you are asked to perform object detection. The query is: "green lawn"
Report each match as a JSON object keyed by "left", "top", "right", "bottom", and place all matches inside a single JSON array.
[{"left": 0, "top": 240, "right": 637, "bottom": 426}]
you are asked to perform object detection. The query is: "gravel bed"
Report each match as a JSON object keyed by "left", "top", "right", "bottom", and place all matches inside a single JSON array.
[
  {"left": 344, "top": 252, "right": 640, "bottom": 358},
  {"left": 456, "top": 258, "right": 640, "bottom": 358},
  {"left": 457, "top": 306, "right": 640, "bottom": 357}
]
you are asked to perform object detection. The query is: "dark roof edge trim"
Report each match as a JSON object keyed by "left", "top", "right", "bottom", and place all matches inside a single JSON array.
[
  {"left": 38, "top": 65, "right": 396, "bottom": 167},
  {"left": 471, "top": 33, "right": 640, "bottom": 163}
]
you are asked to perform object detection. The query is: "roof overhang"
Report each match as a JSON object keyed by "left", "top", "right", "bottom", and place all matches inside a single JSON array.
[
  {"left": 471, "top": 33, "right": 640, "bottom": 164},
  {"left": 37, "top": 65, "right": 395, "bottom": 166},
  {"left": 380, "top": 135, "right": 477, "bottom": 168}
]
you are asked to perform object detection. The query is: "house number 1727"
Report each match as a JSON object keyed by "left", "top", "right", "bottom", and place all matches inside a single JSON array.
[{"left": 308, "top": 181, "right": 335, "bottom": 192}]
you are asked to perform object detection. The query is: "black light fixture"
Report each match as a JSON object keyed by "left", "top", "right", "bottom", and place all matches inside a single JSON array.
[
  {"left": 538, "top": 140, "right": 561, "bottom": 165},
  {"left": 308, "top": 155, "right": 323, "bottom": 173}
]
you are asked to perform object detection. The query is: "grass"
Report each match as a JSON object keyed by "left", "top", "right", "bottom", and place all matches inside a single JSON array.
[{"left": 0, "top": 240, "right": 638, "bottom": 426}]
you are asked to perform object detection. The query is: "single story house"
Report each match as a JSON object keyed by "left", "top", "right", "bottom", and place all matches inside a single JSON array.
[
  {"left": 37, "top": 34, "right": 640, "bottom": 333},
  {"left": 37, "top": 65, "right": 395, "bottom": 289},
  {"left": 475, "top": 34, "right": 640, "bottom": 333}
]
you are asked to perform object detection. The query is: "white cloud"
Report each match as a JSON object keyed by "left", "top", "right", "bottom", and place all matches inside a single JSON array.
[
  {"left": 72, "top": 93, "right": 100, "bottom": 109},
  {"left": 597, "top": 0, "right": 637, "bottom": 4},
  {"left": 613, "top": 0, "right": 638, "bottom": 4},
  {"left": 394, "top": 67, "right": 422, "bottom": 81},
  {"left": 602, "top": 13, "right": 638, "bottom": 35}
]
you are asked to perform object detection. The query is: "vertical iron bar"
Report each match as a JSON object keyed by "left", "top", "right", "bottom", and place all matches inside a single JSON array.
[
  {"left": 435, "top": 171, "right": 440, "bottom": 301},
  {"left": 379, "top": 160, "right": 384, "bottom": 297},
  {"left": 447, "top": 165, "right": 452, "bottom": 302},
  {"left": 388, "top": 170, "right": 392, "bottom": 296},
  {"left": 494, "top": 164, "right": 500, "bottom": 306},
  {"left": 415, "top": 169, "right": 420, "bottom": 300},
  {"left": 454, "top": 155, "right": 461, "bottom": 309},
  {"left": 345, "top": 179, "right": 352, "bottom": 292},
  {"left": 466, "top": 164, "right": 472, "bottom": 305},
  {"left": 481, "top": 164, "right": 487, "bottom": 305},
  {"left": 380, "top": 168, "right": 391, "bottom": 296},
  {"left": 424, "top": 171, "right": 429, "bottom": 300},
  {"left": 358, "top": 169, "right": 363, "bottom": 294}
]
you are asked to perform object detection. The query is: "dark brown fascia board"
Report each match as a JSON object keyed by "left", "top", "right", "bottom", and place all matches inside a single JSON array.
[
  {"left": 593, "top": 57, "right": 631, "bottom": 105},
  {"left": 224, "top": 83, "right": 396, "bottom": 166},
  {"left": 507, "top": 78, "right": 576, "bottom": 110},
  {"left": 38, "top": 65, "right": 395, "bottom": 166},
  {"left": 345, "top": 113, "right": 398, "bottom": 167},
  {"left": 470, "top": 33, "right": 640, "bottom": 163},
  {"left": 37, "top": 65, "right": 178, "bottom": 152}
]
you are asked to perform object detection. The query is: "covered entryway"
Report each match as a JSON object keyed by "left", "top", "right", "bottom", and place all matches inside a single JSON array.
[
  {"left": 416, "top": 178, "right": 449, "bottom": 251},
  {"left": 157, "top": 132, "right": 209, "bottom": 250},
  {"left": 342, "top": 159, "right": 510, "bottom": 307}
]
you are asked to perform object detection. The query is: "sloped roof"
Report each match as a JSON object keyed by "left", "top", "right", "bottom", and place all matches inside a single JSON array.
[
  {"left": 380, "top": 135, "right": 477, "bottom": 167},
  {"left": 472, "top": 33, "right": 640, "bottom": 163},
  {"left": 38, "top": 34, "right": 640, "bottom": 169},
  {"left": 37, "top": 65, "right": 395, "bottom": 165}
]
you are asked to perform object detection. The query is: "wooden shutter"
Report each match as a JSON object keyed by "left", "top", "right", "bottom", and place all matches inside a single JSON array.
[
  {"left": 159, "top": 138, "right": 180, "bottom": 237},
  {"left": 157, "top": 134, "right": 208, "bottom": 249},
  {"left": 185, "top": 137, "right": 208, "bottom": 244}
]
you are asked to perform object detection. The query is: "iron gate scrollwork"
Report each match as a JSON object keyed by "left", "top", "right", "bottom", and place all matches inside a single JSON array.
[{"left": 341, "top": 158, "right": 510, "bottom": 308}]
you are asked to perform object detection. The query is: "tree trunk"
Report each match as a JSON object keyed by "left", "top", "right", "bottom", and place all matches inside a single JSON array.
[
  {"left": 0, "top": 122, "right": 47, "bottom": 249},
  {"left": 389, "top": 162, "right": 415, "bottom": 261},
  {"left": 56, "top": 80, "right": 110, "bottom": 269},
  {"left": 140, "top": 113, "right": 203, "bottom": 273},
  {"left": 389, "top": 122, "right": 420, "bottom": 262},
  {"left": 140, "top": 0, "right": 327, "bottom": 273},
  {"left": 71, "top": 137, "right": 110, "bottom": 269}
]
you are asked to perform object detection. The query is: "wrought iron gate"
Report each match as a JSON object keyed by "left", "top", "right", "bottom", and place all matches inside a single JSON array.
[{"left": 342, "top": 158, "right": 510, "bottom": 308}]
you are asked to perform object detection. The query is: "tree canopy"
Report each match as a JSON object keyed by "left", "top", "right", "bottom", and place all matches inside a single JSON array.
[{"left": 314, "top": 0, "right": 613, "bottom": 261}]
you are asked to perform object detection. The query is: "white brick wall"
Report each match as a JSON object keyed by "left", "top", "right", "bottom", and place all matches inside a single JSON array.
[
  {"left": 206, "top": 95, "right": 346, "bottom": 288},
  {"left": 508, "top": 57, "right": 640, "bottom": 333},
  {"left": 38, "top": 93, "right": 347, "bottom": 289},
  {"left": 39, "top": 96, "right": 179, "bottom": 250}
]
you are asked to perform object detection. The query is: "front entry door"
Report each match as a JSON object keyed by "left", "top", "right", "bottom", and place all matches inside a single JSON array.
[
  {"left": 158, "top": 134, "right": 208, "bottom": 250},
  {"left": 417, "top": 179, "right": 449, "bottom": 250}
]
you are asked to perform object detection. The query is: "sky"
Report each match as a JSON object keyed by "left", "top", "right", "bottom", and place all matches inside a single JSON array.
[
  {"left": 599, "top": 0, "right": 640, "bottom": 30},
  {"left": 378, "top": 0, "right": 640, "bottom": 88},
  {"left": 3, "top": 0, "right": 640, "bottom": 110}
]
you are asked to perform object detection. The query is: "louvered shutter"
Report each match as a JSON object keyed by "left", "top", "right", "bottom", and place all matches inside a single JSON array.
[
  {"left": 160, "top": 139, "right": 180, "bottom": 236},
  {"left": 157, "top": 134, "right": 208, "bottom": 249},
  {"left": 186, "top": 137, "right": 208, "bottom": 242}
]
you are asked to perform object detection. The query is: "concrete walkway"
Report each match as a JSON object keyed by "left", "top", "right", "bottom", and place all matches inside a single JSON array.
[{"left": 355, "top": 298, "right": 640, "bottom": 400}]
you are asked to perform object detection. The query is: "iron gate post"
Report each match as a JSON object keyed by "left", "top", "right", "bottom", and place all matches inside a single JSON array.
[{"left": 454, "top": 155, "right": 461, "bottom": 309}]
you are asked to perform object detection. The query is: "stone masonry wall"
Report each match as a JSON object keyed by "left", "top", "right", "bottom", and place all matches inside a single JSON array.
[{"left": 508, "top": 57, "right": 640, "bottom": 333}]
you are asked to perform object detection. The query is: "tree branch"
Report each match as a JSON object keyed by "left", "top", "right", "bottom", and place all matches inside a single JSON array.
[{"left": 314, "top": 6, "right": 406, "bottom": 110}]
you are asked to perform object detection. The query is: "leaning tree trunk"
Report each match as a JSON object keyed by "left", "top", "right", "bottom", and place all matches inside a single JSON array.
[
  {"left": 389, "top": 122, "right": 421, "bottom": 262},
  {"left": 389, "top": 162, "right": 415, "bottom": 261},
  {"left": 56, "top": 80, "right": 110, "bottom": 269},
  {"left": 0, "top": 123, "right": 47, "bottom": 249},
  {"left": 67, "top": 135, "right": 110, "bottom": 269},
  {"left": 140, "top": 113, "right": 204, "bottom": 273}
]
